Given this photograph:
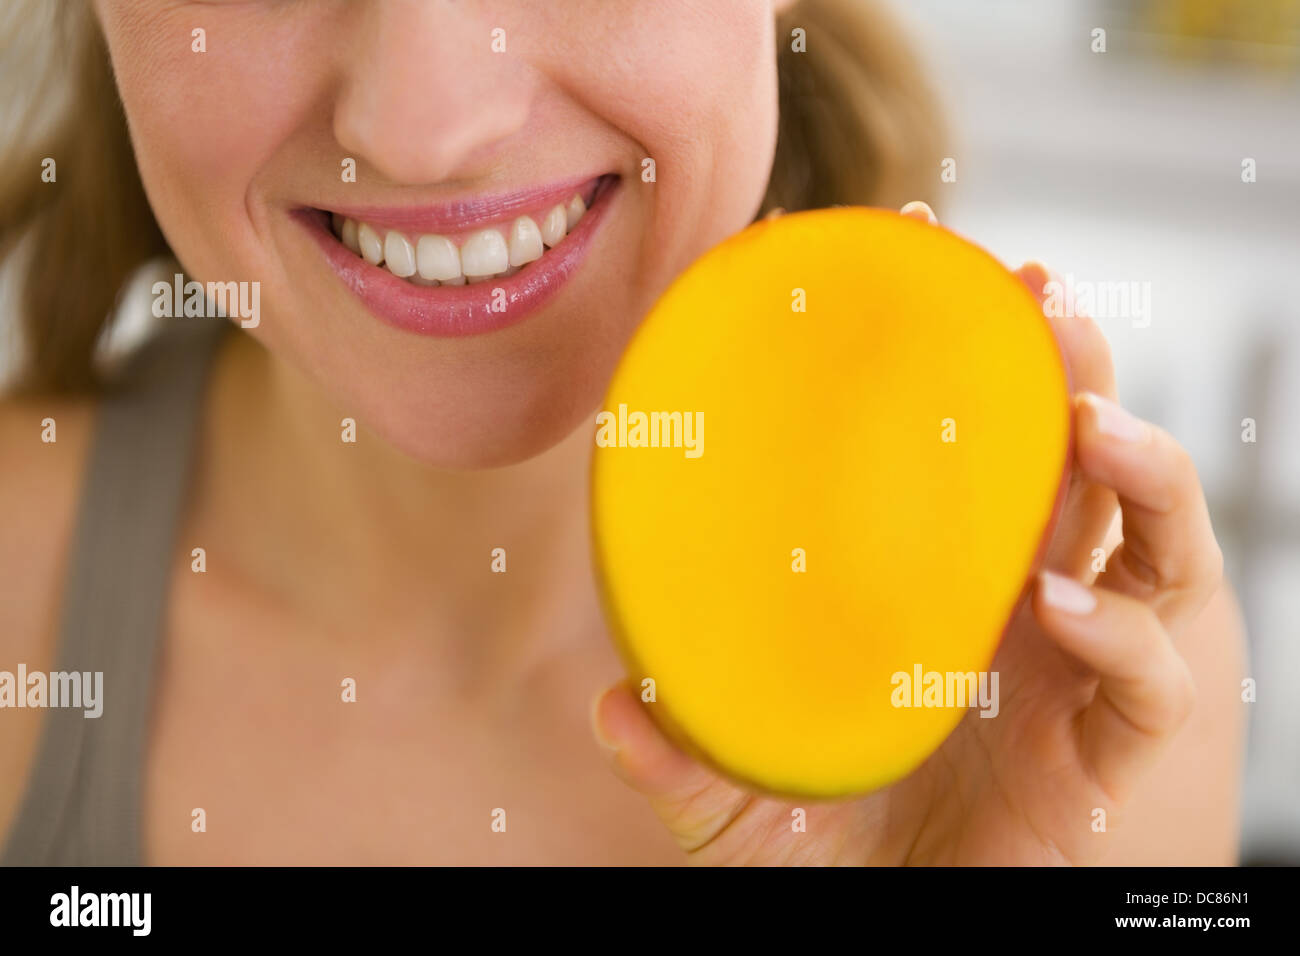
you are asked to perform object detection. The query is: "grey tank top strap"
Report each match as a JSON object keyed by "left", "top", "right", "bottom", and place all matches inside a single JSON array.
[{"left": 1, "top": 316, "right": 228, "bottom": 866}]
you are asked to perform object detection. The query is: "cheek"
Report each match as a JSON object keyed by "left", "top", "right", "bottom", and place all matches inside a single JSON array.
[
  {"left": 100, "top": 5, "right": 326, "bottom": 252},
  {"left": 549, "top": 2, "right": 779, "bottom": 274}
]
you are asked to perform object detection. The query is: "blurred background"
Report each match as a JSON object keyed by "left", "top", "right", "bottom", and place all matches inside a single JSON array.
[{"left": 896, "top": 0, "right": 1299, "bottom": 864}]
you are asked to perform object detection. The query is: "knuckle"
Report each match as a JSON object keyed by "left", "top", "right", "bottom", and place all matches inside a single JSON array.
[
  {"left": 1139, "top": 644, "right": 1197, "bottom": 735},
  {"left": 1120, "top": 601, "right": 1165, "bottom": 660},
  {"left": 1139, "top": 601, "right": 1167, "bottom": 641},
  {"left": 1152, "top": 439, "right": 1197, "bottom": 513},
  {"left": 1076, "top": 311, "right": 1106, "bottom": 343},
  {"left": 1169, "top": 441, "right": 1197, "bottom": 483},
  {"left": 1077, "top": 314, "right": 1116, "bottom": 366},
  {"left": 1166, "top": 658, "right": 1198, "bottom": 729},
  {"left": 1199, "top": 540, "right": 1225, "bottom": 592}
]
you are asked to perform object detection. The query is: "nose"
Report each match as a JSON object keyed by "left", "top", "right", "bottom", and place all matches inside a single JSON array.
[{"left": 333, "top": 0, "right": 534, "bottom": 185}]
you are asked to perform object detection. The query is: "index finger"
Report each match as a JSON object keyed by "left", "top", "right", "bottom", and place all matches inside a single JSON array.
[
  {"left": 1014, "top": 261, "right": 1118, "bottom": 402},
  {"left": 1073, "top": 392, "right": 1224, "bottom": 636}
]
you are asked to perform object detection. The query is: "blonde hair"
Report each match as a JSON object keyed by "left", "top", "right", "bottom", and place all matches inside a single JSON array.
[
  {"left": 765, "top": 1, "right": 945, "bottom": 214},
  {"left": 1, "top": 0, "right": 944, "bottom": 394},
  {"left": 1, "top": 1, "right": 167, "bottom": 393}
]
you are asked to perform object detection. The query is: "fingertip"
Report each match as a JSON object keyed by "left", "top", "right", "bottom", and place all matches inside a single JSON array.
[
  {"left": 1070, "top": 392, "right": 1167, "bottom": 508},
  {"left": 1075, "top": 391, "right": 1150, "bottom": 445},
  {"left": 590, "top": 680, "right": 717, "bottom": 802},
  {"left": 592, "top": 679, "right": 675, "bottom": 758},
  {"left": 899, "top": 200, "right": 938, "bottom": 224},
  {"left": 590, "top": 683, "right": 624, "bottom": 752},
  {"left": 1037, "top": 569, "right": 1099, "bottom": 617},
  {"left": 1032, "top": 570, "right": 1110, "bottom": 668},
  {"left": 1015, "top": 260, "right": 1055, "bottom": 300}
]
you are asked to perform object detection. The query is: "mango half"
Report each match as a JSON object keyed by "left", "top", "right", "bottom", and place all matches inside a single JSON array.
[{"left": 591, "top": 207, "right": 1071, "bottom": 799}]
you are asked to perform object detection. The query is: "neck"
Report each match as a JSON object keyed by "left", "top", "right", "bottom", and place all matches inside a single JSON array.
[{"left": 195, "top": 331, "right": 601, "bottom": 652}]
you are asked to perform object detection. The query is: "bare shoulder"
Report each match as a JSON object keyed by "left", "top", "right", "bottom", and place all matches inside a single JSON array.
[
  {"left": 1105, "top": 578, "right": 1249, "bottom": 865},
  {"left": 0, "top": 392, "right": 97, "bottom": 846},
  {"left": 0, "top": 393, "right": 96, "bottom": 627}
]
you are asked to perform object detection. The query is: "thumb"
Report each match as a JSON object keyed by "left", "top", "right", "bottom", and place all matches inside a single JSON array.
[{"left": 591, "top": 681, "right": 754, "bottom": 854}]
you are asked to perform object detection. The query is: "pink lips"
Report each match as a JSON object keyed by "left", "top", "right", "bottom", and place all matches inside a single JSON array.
[{"left": 299, "top": 174, "right": 619, "bottom": 337}]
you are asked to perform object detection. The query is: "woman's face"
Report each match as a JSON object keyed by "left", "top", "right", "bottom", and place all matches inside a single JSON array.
[{"left": 95, "top": 0, "right": 786, "bottom": 467}]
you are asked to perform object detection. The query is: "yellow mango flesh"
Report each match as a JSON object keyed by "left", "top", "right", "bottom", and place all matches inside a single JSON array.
[{"left": 591, "top": 207, "right": 1071, "bottom": 798}]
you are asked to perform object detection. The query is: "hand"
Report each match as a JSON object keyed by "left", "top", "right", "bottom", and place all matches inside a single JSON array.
[{"left": 589, "top": 201, "right": 1224, "bottom": 864}]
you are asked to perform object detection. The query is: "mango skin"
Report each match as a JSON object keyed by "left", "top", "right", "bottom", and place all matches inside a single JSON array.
[{"left": 591, "top": 207, "right": 1073, "bottom": 799}]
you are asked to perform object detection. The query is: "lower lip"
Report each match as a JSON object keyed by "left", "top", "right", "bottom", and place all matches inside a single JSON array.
[{"left": 298, "top": 175, "right": 619, "bottom": 337}]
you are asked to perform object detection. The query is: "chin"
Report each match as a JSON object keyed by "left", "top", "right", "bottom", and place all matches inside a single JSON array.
[{"left": 358, "top": 375, "right": 603, "bottom": 471}]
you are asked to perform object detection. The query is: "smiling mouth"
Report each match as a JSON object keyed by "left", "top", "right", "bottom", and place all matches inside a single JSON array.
[
  {"left": 331, "top": 183, "right": 598, "bottom": 286},
  {"left": 298, "top": 173, "right": 619, "bottom": 336}
]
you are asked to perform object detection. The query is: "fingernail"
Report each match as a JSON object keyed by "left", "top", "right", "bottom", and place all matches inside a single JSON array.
[
  {"left": 1038, "top": 570, "right": 1097, "bottom": 615},
  {"left": 763, "top": 206, "right": 786, "bottom": 220},
  {"left": 1020, "top": 259, "right": 1058, "bottom": 289},
  {"left": 900, "top": 200, "right": 937, "bottom": 224},
  {"left": 1077, "top": 392, "right": 1149, "bottom": 443},
  {"left": 590, "top": 687, "right": 620, "bottom": 752}
]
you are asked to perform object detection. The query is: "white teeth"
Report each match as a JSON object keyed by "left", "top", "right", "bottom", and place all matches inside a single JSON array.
[
  {"left": 508, "top": 216, "right": 544, "bottom": 267},
  {"left": 460, "top": 228, "right": 509, "bottom": 278},
  {"left": 340, "top": 218, "right": 361, "bottom": 254},
  {"left": 540, "top": 205, "right": 567, "bottom": 247},
  {"left": 565, "top": 195, "right": 586, "bottom": 230},
  {"left": 333, "top": 186, "right": 593, "bottom": 287},
  {"left": 467, "top": 274, "right": 495, "bottom": 285},
  {"left": 416, "top": 234, "right": 462, "bottom": 282},
  {"left": 383, "top": 230, "right": 416, "bottom": 277},
  {"left": 357, "top": 222, "right": 385, "bottom": 265}
]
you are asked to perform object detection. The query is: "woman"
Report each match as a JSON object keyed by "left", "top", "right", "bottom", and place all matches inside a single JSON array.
[{"left": 0, "top": 0, "right": 1244, "bottom": 864}]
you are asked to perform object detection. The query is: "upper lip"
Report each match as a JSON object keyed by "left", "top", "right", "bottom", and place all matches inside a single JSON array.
[{"left": 314, "top": 174, "right": 607, "bottom": 234}]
